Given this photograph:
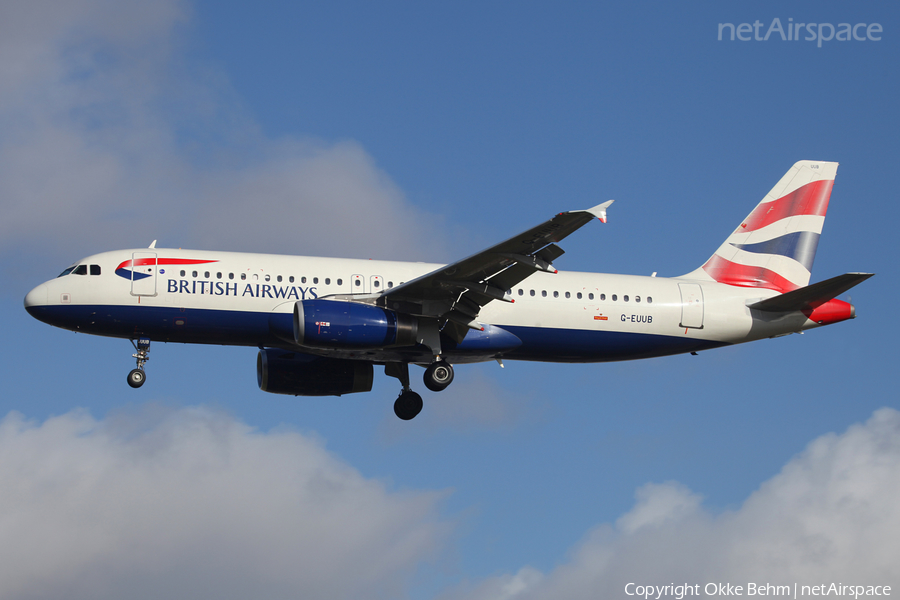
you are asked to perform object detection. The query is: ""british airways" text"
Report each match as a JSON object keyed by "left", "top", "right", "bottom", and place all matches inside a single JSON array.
[{"left": 166, "top": 279, "right": 318, "bottom": 299}]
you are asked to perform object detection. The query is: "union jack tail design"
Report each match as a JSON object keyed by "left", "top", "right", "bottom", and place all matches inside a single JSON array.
[{"left": 682, "top": 160, "right": 838, "bottom": 293}]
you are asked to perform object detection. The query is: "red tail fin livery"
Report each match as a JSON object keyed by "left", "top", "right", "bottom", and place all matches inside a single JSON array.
[{"left": 685, "top": 160, "right": 837, "bottom": 292}]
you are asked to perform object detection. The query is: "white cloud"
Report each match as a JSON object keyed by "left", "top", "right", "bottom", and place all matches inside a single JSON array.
[
  {"left": 0, "top": 0, "right": 447, "bottom": 263},
  {"left": 0, "top": 405, "right": 449, "bottom": 600},
  {"left": 440, "top": 408, "right": 900, "bottom": 599},
  {"left": 196, "top": 138, "right": 447, "bottom": 258}
]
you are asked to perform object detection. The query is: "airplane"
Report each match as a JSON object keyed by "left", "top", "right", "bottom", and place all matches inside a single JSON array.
[{"left": 24, "top": 160, "right": 872, "bottom": 420}]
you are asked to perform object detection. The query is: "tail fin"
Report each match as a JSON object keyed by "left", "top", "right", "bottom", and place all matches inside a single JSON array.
[{"left": 681, "top": 160, "right": 838, "bottom": 292}]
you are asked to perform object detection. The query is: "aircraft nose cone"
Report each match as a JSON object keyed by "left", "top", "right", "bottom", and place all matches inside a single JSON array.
[{"left": 24, "top": 283, "right": 48, "bottom": 316}]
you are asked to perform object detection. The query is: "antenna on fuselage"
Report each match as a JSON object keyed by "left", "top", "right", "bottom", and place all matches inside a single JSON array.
[{"left": 149, "top": 240, "right": 157, "bottom": 249}]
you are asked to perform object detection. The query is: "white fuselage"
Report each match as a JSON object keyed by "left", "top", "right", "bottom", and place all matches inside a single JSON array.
[{"left": 25, "top": 247, "right": 822, "bottom": 366}]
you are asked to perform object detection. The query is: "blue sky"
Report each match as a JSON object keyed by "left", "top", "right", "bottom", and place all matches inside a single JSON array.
[{"left": 1, "top": 1, "right": 898, "bottom": 598}]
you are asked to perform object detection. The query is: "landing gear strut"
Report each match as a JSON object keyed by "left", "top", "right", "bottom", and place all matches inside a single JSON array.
[
  {"left": 385, "top": 363, "right": 423, "bottom": 420},
  {"left": 127, "top": 337, "right": 151, "bottom": 389}
]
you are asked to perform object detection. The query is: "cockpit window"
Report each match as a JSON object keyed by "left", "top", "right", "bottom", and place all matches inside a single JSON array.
[
  {"left": 73, "top": 265, "right": 88, "bottom": 275},
  {"left": 57, "top": 266, "right": 76, "bottom": 278},
  {"left": 90, "top": 265, "right": 101, "bottom": 276}
]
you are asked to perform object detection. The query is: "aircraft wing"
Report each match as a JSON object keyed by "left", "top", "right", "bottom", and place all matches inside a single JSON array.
[{"left": 378, "top": 201, "right": 613, "bottom": 339}]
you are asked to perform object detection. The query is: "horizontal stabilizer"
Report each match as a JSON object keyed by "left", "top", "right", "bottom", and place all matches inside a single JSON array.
[{"left": 748, "top": 272, "right": 874, "bottom": 312}]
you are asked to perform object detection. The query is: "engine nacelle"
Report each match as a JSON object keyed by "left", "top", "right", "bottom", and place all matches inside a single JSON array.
[
  {"left": 293, "top": 299, "right": 418, "bottom": 349},
  {"left": 257, "top": 349, "right": 373, "bottom": 396}
]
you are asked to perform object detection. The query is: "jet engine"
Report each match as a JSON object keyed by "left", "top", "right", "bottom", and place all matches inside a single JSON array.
[
  {"left": 257, "top": 349, "right": 373, "bottom": 396},
  {"left": 293, "top": 299, "right": 418, "bottom": 349}
]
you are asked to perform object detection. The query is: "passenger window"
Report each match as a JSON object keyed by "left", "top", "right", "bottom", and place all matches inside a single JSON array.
[
  {"left": 192, "top": 271, "right": 198, "bottom": 277},
  {"left": 577, "top": 292, "right": 582, "bottom": 299},
  {"left": 518, "top": 289, "right": 524, "bottom": 296},
  {"left": 635, "top": 296, "right": 641, "bottom": 303},
  {"left": 301, "top": 277, "right": 307, "bottom": 284},
  {"left": 325, "top": 278, "right": 331, "bottom": 285},
  {"left": 241, "top": 273, "right": 247, "bottom": 281},
  {"left": 624, "top": 295, "right": 629, "bottom": 302},
  {"left": 289, "top": 276, "right": 294, "bottom": 283},
  {"left": 180, "top": 270, "right": 186, "bottom": 277},
  {"left": 252, "top": 274, "right": 258, "bottom": 281},
  {"left": 553, "top": 291, "right": 559, "bottom": 298},
  {"left": 530, "top": 290, "right": 535, "bottom": 296},
  {"left": 612, "top": 294, "right": 618, "bottom": 301},
  {"left": 204, "top": 271, "right": 210, "bottom": 278},
  {"left": 565, "top": 291, "right": 570, "bottom": 299},
  {"left": 589, "top": 293, "right": 594, "bottom": 300},
  {"left": 647, "top": 297, "right": 653, "bottom": 304},
  {"left": 354, "top": 279, "right": 361, "bottom": 287},
  {"left": 337, "top": 278, "right": 343, "bottom": 286},
  {"left": 541, "top": 291, "right": 547, "bottom": 297},
  {"left": 277, "top": 275, "right": 282, "bottom": 282},
  {"left": 72, "top": 265, "right": 87, "bottom": 275},
  {"left": 90, "top": 265, "right": 101, "bottom": 276},
  {"left": 600, "top": 293, "right": 606, "bottom": 301},
  {"left": 229, "top": 273, "right": 234, "bottom": 280},
  {"left": 217, "top": 272, "right": 222, "bottom": 279},
  {"left": 313, "top": 277, "right": 319, "bottom": 284},
  {"left": 387, "top": 282, "right": 393, "bottom": 288},
  {"left": 264, "top": 274, "right": 270, "bottom": 282}
]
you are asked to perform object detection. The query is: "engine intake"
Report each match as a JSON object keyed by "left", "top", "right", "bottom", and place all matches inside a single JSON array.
[
  {"left": 294, "top": 299, "right": 418, "bottom": 349},
  {"left": 257, "top": 349, "right": 373, "bottom": 396}
]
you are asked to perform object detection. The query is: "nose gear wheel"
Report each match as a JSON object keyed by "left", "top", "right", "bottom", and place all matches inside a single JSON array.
[{"left": 127, "top": 338, "right": 151, "bottom": 388}]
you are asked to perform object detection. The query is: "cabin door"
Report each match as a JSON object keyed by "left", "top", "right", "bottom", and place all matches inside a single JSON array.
[
  {"left": 130, "top": 252, "right": 158, "bottom": 297},
  {"left": 678, "top": 283, "right": 704, "bottom": 329}
]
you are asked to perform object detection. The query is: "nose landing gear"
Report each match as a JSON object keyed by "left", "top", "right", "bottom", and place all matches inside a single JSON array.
[{"left": 127, "top": 338, "right": 151, "bottom": 389}]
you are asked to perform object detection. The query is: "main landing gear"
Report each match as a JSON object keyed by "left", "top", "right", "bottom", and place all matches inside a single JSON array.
[
  {"left": 423, "top": 361, "right": 454, "bottom": 392},
  {"left": 385, "top": 360, "right": 455, "bottom": 420},
  {"left": 127, "top": 338, "right": 151, "bottom": 389},
  {"left": 395, "top": 390, "right": 423, "bottom": 421}
]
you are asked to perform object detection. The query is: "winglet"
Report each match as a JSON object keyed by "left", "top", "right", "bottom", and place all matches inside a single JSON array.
[{"left": 586, "top": 200, "right": 614, "bottom": 223}]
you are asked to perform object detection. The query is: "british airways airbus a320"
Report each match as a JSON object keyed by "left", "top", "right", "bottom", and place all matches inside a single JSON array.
[{"left": 25, "top": 161, "right": 872, "bottom": 420}]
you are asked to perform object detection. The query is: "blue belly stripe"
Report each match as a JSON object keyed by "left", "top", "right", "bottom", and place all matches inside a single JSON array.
[{"left": 25, "top": 304, "right": 727, "bottom": 362}]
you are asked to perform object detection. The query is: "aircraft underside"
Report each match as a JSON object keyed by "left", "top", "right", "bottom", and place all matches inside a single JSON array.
[{"left": 27, "top": 303, "right": 728, "bottom": 364}]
